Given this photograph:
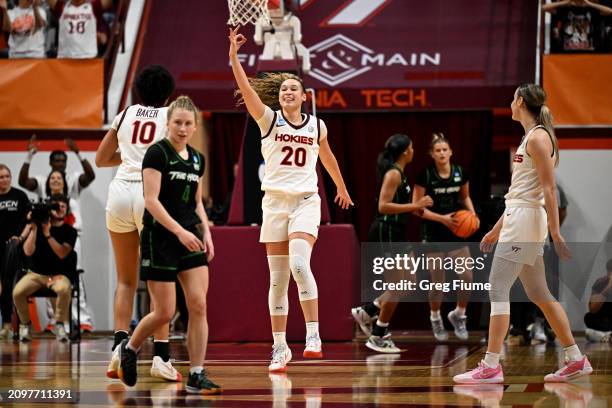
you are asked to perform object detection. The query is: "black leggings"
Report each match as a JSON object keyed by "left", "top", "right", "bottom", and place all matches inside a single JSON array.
[{"left": 0, "top": 246, "right": 16, "bottom": 324}]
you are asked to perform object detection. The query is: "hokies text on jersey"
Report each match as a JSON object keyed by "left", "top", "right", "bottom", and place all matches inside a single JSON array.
[{"left": 275, "top": 133, "right": 315, "bottom": 145}]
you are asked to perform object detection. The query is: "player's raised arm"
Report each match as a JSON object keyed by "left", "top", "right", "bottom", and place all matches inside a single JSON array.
[{"left": 228, "top": 26, "right": 266, "bottom": 120}]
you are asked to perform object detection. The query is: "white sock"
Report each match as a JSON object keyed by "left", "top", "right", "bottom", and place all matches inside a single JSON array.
[
  {"left": 273, "top": 331, "right": 287, "bottom": 346},
  {"left": 306, "top": 321, "right": 319, "bottom": 338},
  {"left": 126, "top": 342, "right": 140, "bottom": 353},
  {"left": 189, "top": 365, "right": 204, "bottom": 375},
  {"left": 454, "top": 306, "right": 466, "bottom": 317},
  {"left": 375, "top": 320, "right": 389, "bottom": 327},
  {"left": 484, "top": 351, "right": 501, "bottom": 367},
  {"left": 430, "top": 310, "right": 441, "bottom": 320},
  {"left": 564, "top": 344, "right": 583, "bottom": 362}
]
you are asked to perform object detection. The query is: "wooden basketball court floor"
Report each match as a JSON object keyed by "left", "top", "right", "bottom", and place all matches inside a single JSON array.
[{"left": 0, "top": 333, "right": 610, "bottom": 407}]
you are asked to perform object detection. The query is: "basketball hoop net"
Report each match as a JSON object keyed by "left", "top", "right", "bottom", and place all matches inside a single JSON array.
[{"left": 227, "top": 0, "right": 270, "bottom": 26}]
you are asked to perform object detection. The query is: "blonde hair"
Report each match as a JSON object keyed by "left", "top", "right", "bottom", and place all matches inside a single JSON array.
[
  {"left": 429, "top": 132, "right": 451, "bottom": 152},
  {"left": 517, "top": 84, "right": 559, "bottom": 166},
  {"left": 167, "top": 95, "right": 199, "bottom": 124},
  {"left": 235, "top": 72, "right": 305, "bottom": 111}
]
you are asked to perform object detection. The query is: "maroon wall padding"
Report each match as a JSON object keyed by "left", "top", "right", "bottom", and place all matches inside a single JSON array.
[{"left": 207, "top": 224, "right": 359, "bottom": 342}]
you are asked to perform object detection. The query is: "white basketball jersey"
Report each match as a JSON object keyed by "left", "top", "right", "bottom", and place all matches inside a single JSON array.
[
  {"left": 111, "top": 105, "right": 168, "bottom": 181},
  {"left": 505, "top": 125, "right": 552, "bottom": 207},
  {"left": 259, "top": 109, "right": 322, "bottom": 194},
  {"left": 57, "top": 1, "right": 98, "bottom": 58}
]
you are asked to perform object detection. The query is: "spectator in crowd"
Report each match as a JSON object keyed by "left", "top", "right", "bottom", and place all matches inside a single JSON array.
[
  {"left": 584, "top": 259, "right": 612, "bottom": 342},
  {"left": 19, "top": 135, "right": 96, "bottom": 332},
  {"left": 48, "top": 0, "right": 112, "bottom": 58},
  {"left": 544, "top": 0, "right": 612, "bottom": 53},
  {"left": 0, "top": 164, "right": 30, "bottom": 339},
  {"left": 13, "top": 194, "right": 76, "bottom": 342},
  {"left": 1, "top": 0, "right": 47, "bottom": 58}
]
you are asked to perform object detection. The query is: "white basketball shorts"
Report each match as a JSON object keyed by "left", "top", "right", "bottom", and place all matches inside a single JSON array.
[
  {"left": 494, "top": 205, "right": 548, "bottom": 266},
  {"left": 260, "top": 191, "right": 321, "bottom": 243},
  {"left": 105, "top": 179, "right": 145, "bottom": 233}
]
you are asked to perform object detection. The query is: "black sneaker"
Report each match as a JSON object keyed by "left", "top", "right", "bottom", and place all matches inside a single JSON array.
[
  {"left": 186, "top": 369, "right": 222, "bottom": 395},
  {"left": 118, "top": 339, "right": 138, "bottom": 387}
]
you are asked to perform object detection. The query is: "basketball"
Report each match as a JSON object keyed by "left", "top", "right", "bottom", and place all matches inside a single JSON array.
[{"left": 451, "top": 209, "right": 479, "bottom": 238}]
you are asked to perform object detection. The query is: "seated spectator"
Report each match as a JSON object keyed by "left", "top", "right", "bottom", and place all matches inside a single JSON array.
[
  {"left": 13, "top": 194, "right": 76, "bottom": 342},
  {"left": 0, "top": 164, "right": 30, "bottom": 339},
  {"left": 543, "top": 0, "right": 612, "bottom": 53},
  {"left": 1, "top": 0, "right": 47, "bottom": 58},
  {"left": 48, "top": 0, "right": 111, "bottom": 58},
  {"left": 584, "top": 258, "right": 612, "bottom": 342}
]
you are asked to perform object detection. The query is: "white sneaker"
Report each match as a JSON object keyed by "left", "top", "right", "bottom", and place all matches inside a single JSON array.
[
  {"left": 0, "top": 324, "right": 13, "bottom": 340},
  {"left": 351, "top": 306, "right": 377, "bottom": 337},
  {"left": 269, "top": 344, "right": 292, "bottom": 373},
  {"left": 303, "top": 334, "right": 323, "bottom": 358},
  {"left": 19, "top": 324, "right": 31, "bottom": 342},
  {"left": 448, "top": 310, "right": 469, "bottom": 340},
  {"left": 530, "top": 320, "right": 547, "bottom": 344},
  {"left": 585, "top": 328, "right": 611, "bottom": 343},
  {"left": 55, "top": 323, "right": 69, "bottom": 342},
  {"left": 365, "top": 335, "right": 402, "bottom": 353},
  {"left": 150, "top": 356, "right": 182, "bottom": 382},
  {"left": 431, "top": 318, "right": 448, "bottom": 341},
  {"left": 107, "top": 346, "right": 120, "bottom": 379}
]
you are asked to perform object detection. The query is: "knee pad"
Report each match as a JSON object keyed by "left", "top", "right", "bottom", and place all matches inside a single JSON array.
[
  {"left": 268, "top": 255, "right": 290, "bottom": 316},
  {"left": 488, "top": 256, "right": 523, "bottom": 304},
  {"left": 490, "top": 301, "right": 510, "bottom": 316},
  {"left": 289, "top": 239, "right": 318, "bottom": 301}
]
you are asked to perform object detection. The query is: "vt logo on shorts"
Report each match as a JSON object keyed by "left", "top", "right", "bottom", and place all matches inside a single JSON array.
[{"left": 511, "top": 246, "right": 521, "bottom": 253}]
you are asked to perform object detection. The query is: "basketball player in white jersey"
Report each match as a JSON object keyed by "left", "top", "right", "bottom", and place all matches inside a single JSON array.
[
  {"left": 229, "top": 27, "right": 353, "bottom": 372},
  {"left": 49, "top": 0, "right": 111, "bottom": 58},
  {"left": 96, "top": 65, "right": 182, "bottom": 382},
  {"left": 454, "top": 84, "right": 591, "bottom": 384}
]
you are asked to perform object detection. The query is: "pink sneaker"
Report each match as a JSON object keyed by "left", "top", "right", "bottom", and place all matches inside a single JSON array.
[
  {"left": 453, "top": 360, "right": 504, "bottom": 384},
  {"left": 544, "top": 356, "right": 593, "bottom": 383}
]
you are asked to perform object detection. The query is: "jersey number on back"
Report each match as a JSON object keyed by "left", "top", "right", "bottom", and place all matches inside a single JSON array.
[
  {"left": 280, "top": 146, "right": 306, "bottom": 167},
  {"left": 131, "top": 121, "right": 156, "bottom": 144}
]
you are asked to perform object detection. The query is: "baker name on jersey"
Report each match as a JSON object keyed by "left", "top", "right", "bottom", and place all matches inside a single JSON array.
[
  {"left": 275, "top": 134, "right": 314, "bottom": 145},
  {"left": 433, "top": 186, "right": 461, "bottom": 194},
  {"left": 136, "top": 108, "right": 160, "bottom": 118},
  {"left": 169, "top": 171, "right": 199, "bottom": 182},
  {"left": 63, "top": 13, "right": 94, "bottom": 20}
]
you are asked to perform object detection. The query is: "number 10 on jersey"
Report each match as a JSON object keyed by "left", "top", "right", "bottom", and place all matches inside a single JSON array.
[{"left": 131, "top": 121, "right": 157, "bottom": 144}]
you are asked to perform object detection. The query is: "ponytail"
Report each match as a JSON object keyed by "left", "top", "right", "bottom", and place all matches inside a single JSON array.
[
  {"left": 376, "top": 133, "right": 412, "bottom": 183},
  {"left": 538, "top": 105, "right": 559, "bottom": 167}
]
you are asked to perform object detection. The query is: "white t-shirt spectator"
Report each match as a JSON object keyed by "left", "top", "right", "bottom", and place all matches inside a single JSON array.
[
  {"left": 56, "top": 0, "right": 102, "bottom": 58},
  {"left": 7, "top": 5, "right": 47, "bottom": 58}
]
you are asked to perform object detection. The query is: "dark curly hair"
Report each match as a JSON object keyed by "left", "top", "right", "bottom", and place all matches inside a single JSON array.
[{"left": 134, "top": 65, "right": 175, "bottom": 108}]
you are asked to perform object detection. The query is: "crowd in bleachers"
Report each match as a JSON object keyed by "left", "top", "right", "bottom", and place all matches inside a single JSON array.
[{"left": 0, "top": 0, "right": 119, "bottom": 58}]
